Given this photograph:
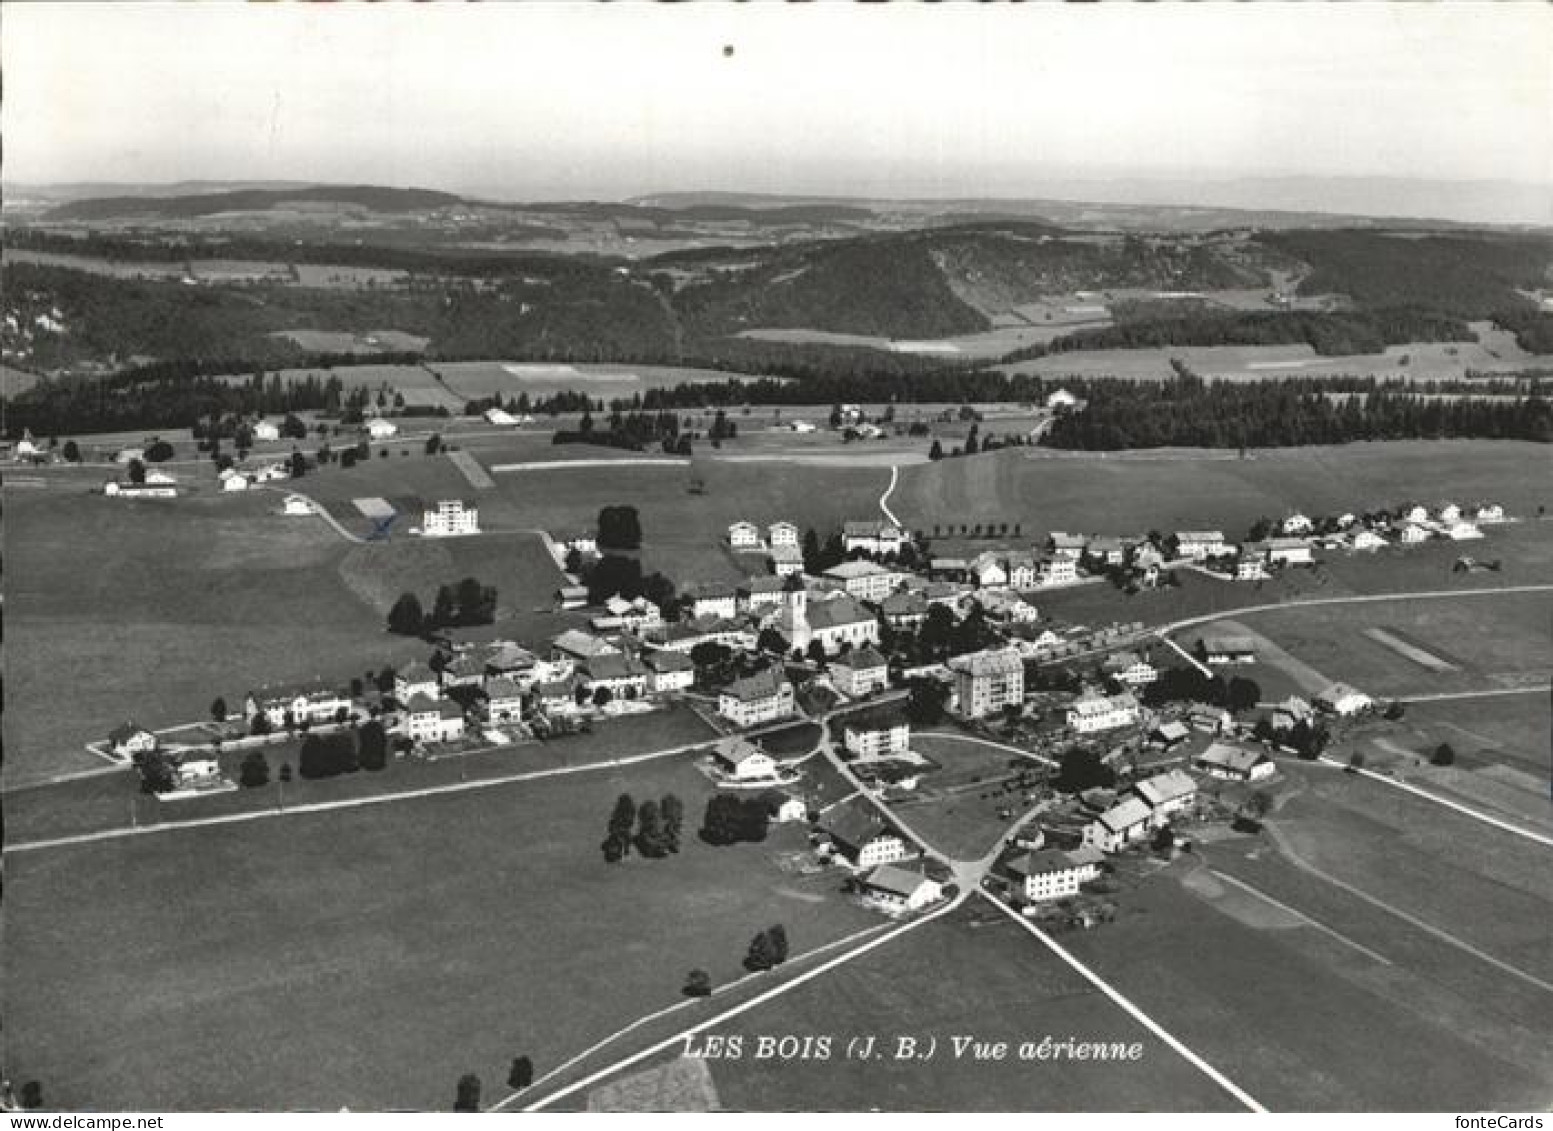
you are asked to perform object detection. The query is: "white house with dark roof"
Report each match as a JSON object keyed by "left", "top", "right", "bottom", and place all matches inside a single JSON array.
[
  {"left": 688, "top": 583, "right": 739, "bottom": 621},
  {"left": 1082, "top": 797, "right": 1154, "bottom": 853},
  {"left": 643, "top": 649, "right": 695, "bottom": 694},
  {"left": 1172, "top": 530, "right": 1230, "bottom": 560},
  {"left": 1314, "top": 682, "right": 1372, "bottom": 717},
  {"left": 860, "top": 861, "right": 943, "bottom": 912},
  {"left": 366, "top": 418, "right": 399, "bottom": 440},
  {"left": 1194, "top": 742, "right": 1276, "bottom": 782},
  {"left": 1266, "top": 537, "right": 1314, "bottom": 566},
  {"left": 1281, "top": 512, "right": 1313, "bottom": 535},
  {"left": 717, "top": 668, "right": 795, "bottom": 727},
  {"left": 1066, "top": 692, "right": 1140, "bottom": 735},
  {"left": 1005, "top": 846, "right": 1105, "bottom": 902},
  {"left": 823, "top": 560, "right": 904, "bottom": 603},
  {"left": 842, "top": 520, "right": 907, "bottom": 557},
  {"left": 821, "top": 799, "right": 910, "bottom": 868},
  {"left": 1005, "top": 554, "right": 1039, "bottom": 591},
  {"left": 830, "top": 646, "right": 890, "bottom": 698},
  {"left": 247, "top": 681, "right": 352, "bottom": 728},
  {"left": 768, "top": 521, "right": 800, "bottom": 549},
  {"left": 1037, "top": 556, "right": 1079, "bottom": 586},
  {"left": 483, "top": 678, "right": 525, "bottom": 722},
  {"left": 969, "top": 552, "right": 1009, "bottom": 589},
  {"left": 768, "top": 544, "right": 806, "bottom": 577},
  {"left": 1047, "top": 532, "right": 1087, "bottom": 560},
  {"left": 404, "top": 695, "right": 466, "bottom": 743},
  {"left": 394, "top": 661, "right": 439, "bottom": 705},
  {"left": 711, "top": 737, "right": 778, "bottom": 782},
  {"left": 1132, "top": 769, "right": 1198, "bottom": 821}
]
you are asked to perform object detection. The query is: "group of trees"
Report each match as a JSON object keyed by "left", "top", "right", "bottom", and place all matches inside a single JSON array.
[
  {"left": 596, "top": 505, "right": 643, "bottom": 551},
  {"left": 601, "top": 792, "right": 686, "bottom": 862},
  {"left": 699, "top": 794, "right": 771, "bottom": 846},
  {"left": 742, "top": 924, "right": 790, "bottom": 972},
  {"left": 1140, "top": 664, "right": 1259, "bottom": 713},
  {"left": 580, "top": 554, "right": 675, "bottom": 609},
  {"left": 386, "top": 578, "right": 498, "bottom": 636}
]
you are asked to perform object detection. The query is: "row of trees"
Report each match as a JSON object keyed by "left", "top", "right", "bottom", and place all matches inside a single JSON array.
[
  {"left": 601, "top": 793, "right": 686, "bottom": 862},
  {"left": 387, "top": 578, "right": 499, "bottom": 636}
]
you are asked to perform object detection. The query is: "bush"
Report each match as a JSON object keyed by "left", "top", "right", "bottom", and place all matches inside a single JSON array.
[{"left": 1430, "top": 742, "right": 1456, "bottom": 767}]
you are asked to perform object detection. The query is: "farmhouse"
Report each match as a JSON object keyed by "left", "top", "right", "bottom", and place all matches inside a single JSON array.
[
  {"left": 1132, "top": 769, "right": 1198, "bottom": 821},
  {"left": 422, "top": 499, "right": 480, "bottom": 537},
  {"left": 535, "top": 677, "right": 579, "bottom": 715},
  {"left": 483, "top": 407, "right": 519, "bottom": 426},
  {"left": 483, "top": 678, "right": 525, "bottom": 722},
  {"left": 728, "top": 521, "right": 762, "bottom": 549},
  {"left": 1475, "top": 503, "right": 1505, "bottom": 523},
  {"left": 768, "top": 544, "right": 806, "bottom": 577},
  {"left": 761, "top": 790, "right": 809, "bottom": 823},
  {"left": 642, "top": 648, "right": 695, "bottom": 694},
  {"left": 1082, "top": 797, "right": 1154, "bottom": 853},
  {"left": 246, "top": 681, "right": 352, "bottom": 728},
  {"left": 1005, "top": 554, "right": 1039, "bottom": 590},
  {"left": 740, "top": 576, "right": 788, "bottom": 613},
  {"left": 220, "top": 470, "right": 251, "bottom": 492},
  {"left": 1437, "top": 503, "right": 1462, "bottom": 524},
  {"left": 1235, "top": 551, "right": 1271, "bottom": 581},
  {"left": 1266, "top": 537, "right": 1314, "bottom": 566},
  {"left": 978, "top": 589, "right": 1041, "bottom": 625},
  {"left": 580, "top": 653, "right": 649, "bottom": 700},
  {"left": 842, "top": 711, "right": 911, "bottom": 759},
  {"left": 1047, "top": 532, "right": 1087, "bottom": 560},
  {"left": 252, "top": 420, "right": 281, "bottom": 442},
  {"left": 1350, "top": 529, "right": 1387, "bottom": 552},
  {"left": 1172, "top": 531, "right": 1230, "bottom": 560},
  {"left": 969, "top": 552, "right": 1009, "bottom": 589},
  {"left": 366, "top": 418, "right": 399, "bottom": 440},
  {"left": 1445, "top": 521, "right": 1484, "bottom": 541},
  {"left": 823, "top": 560, "right": 904, "bottom": 603},
  {"left": 552, "top": 629, "right": 620, "bottom": 663},
  {"left": 1150, "top": 720, "right": 1191, "bottom": 748},
  {"left": 1102, "top": 652, "right": 1157, "bottom": 686},
  {"left": 718, "top": 668, "right": 795, "bottom": 727},
  {"left": 1314, "top": 682, "right": 1372, "bottom": 717},
  {"left": 172, "top": 751, "right": 223, "bottom": 790},
  {"left": 1194, "top": 742, "right": 1276, "bottom": 782},
  {"left": 1200, "top": 635, "right": 1257, "bottom": 666},
  {"left": 1047, "top": 388, "right": 1080, "bottom": 410},
  {"left": 1394, "top": 521, "right": 1430, "bottom": 545},
  {"left": 482, "top": 643, "right": 538, "bottom": 681},
  {"left": 1084, "top": 536, "right": 1128, "bottom": 567},
  {"left": 821, "top": 799, "right": 910, "bottom": 868},
  {"left": 860, "top": 861, "right": 943, "bottom": 912},
  {"left": 104, "top": 480, "right": 177, "bottom": 498},
  {"left": 394, "top": 661, "right": 439, "bottom": 704},
  {"left": 591, "top": 595, "right": 663, "bottom": 634},
  {"left": 830, "top": 646, "right": 890, "bottom": 698},
  {"left": 879, "top": 590, "right": 929, "bottom": 630},
  {"left": 768, "top": 521, "right": 800, "bottom": 549},
  {"left": 439, "top": 653, "right": 486, "bottom": 690},
  {"left": 555, "top": 585, "right": 590, "bottom": 611},
  {"left": 949, "top": 647, "right": 1025, "bottom": 719},
  {"left": 107, "top": 722, "right": 158, "bottom": 759},
  {"left": 404, "top": 695, "right": 466, "bottom": 743},
  {"left": 1066, "top": 692, "right": 1141, "bottom": 735},
  {"left": 1281, "top": 513, "right": 1313, "bottom": 535},
  {"left": 711, "top": 737, "right": 778, "bottom": 782},
  {"left": 1005, "top": 846, "right": 1105, "bottom": 903},
  {"left": 843, "top": 520, "right": 907, "bottom": 557}
]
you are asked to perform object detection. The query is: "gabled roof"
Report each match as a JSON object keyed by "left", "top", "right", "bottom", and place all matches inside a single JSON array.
[
  {"left": 721, "top": 667, "right": 789, "bottom": 703},
  {"left": 552, "top": 629, "right": 618, "bottom": 658},
  {"left": 484, "top": 677, "right": 523, "bottom": 701},
  {"left": 742, "top": 576, "right": 787, "bottom": 595},
  {"left": 1195, "top": 742, "right": 1269, "bottom": 774},
  {"left": 398, "top": 661, "right": 436, "bottom": 685},
  {"left": 1006, "top": 847, "right": 1104, "bottom": 878},
  {"left": 1048, "top": 532, "right": 1087, "bottom": 550},
  {"left": 714, "top": 737, "right": 771, "bottom": 766},
  {"left": 820, "top": 798, "right": 898, "bottom": 851},
  {"left": 843, "top": 520, "right": 902, "bottom": 538},
  {"left": 862, "top": 861, "right": 936, "bottom": 898},
  {"left": 1133, "top": 769, "right": 1197, "bottom": 808},
  {"left": 834, "top": 646, "right": 887, "bottom": 672},
  {"left": 1200, "top": 634, "right": 1257, "bottom": 653},
  {"left": 108, "top": 721, "right": 151, "bottom": 744},
  {"left": 1095, "top": 797, "right": 1153, "bottom": 832},
  {"left": 484, "top": 643, "right": 537, "bottom": 671},
  {"left": 584, "top": 653, "right": 645, "bottom": 681},
  {"left": 690, "top": 582, "right": 738, "bottom": 601},
  {"left": 405, "top": 693, "right": 441, "bottom": 714},
  {"left": 643, "top": 648, "right": 695, "bottom": 672},
  {"left": 948, "top": 647, "right": 1023, "bottom": 677},
  {"left": 824, "top": 560, "right": 891, "bottom": 580},
  {"left": 769, "top": 544, "right": 805, "bottom": 564},
  {"left": 1175, "top": 530, "right": 1226, "bottom": 542},
  {"left": 437, "top": 699, "right": 465, "bottom": 720},
  {"left": 806, "top": 596, "right": 874, "bottom": 630}
]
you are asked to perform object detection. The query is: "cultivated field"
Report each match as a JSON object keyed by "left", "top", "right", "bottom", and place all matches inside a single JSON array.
[
  {"left": 2, "top": 755, "right": 879, "bottom": 1111},
  {"left": 1242, "top": 590, "right": 1552, "bottom": 700},
  {"left": 695, "top": 902, "right": 1238, "bottom": 1112},
  {"left": 893, "top": 441, "right": 1552, "bottom": 543}
]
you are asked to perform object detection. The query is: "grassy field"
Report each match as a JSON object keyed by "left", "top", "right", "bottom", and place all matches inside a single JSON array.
[
  {"left": 1242, "top": 591, "right": 1553, "bottom": 700},
  {"left": 1, "top": 489, "right": 424, "bottom": 786},
  {"left": 1401, "top": 693, "right": 1552, "bottom": 778},
  {"left": 1060, "top": 845, "right": 1553, "bottom": 1111},
  {"left": 697, "top": 902, "right": 1238, "bottom": 1112},
  {"left": 338, "top": 531, "right": 569, "bottom": 619},
  {"left": 2, "top": 754, "right": 879, "bottom": 1111},
  {"left": 896, "top": 441, "right": 1550, "bottom": 543}
]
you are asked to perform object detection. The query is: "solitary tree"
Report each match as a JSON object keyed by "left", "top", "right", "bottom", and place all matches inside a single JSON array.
[
  {"left": 238, "top": 751, "right": 271, "bottom": 788},
  {"left": 635, "top": 799, "right": 667, "bottom": 858},
  {"left": 211, "top": 696, "right": 228, "bottom": 723},
  {"left": 278, "top": 762, "right": 293, "bottom": 784},
  {"left": 928, "top": 439, "right": 944, "bottom": 461},
  {"left": 683, "top": 968, "right": 713, "bottom": 997},
  {"left": 766, "top": 924, "right": 789, "bottom": 965},
  {"left": 507, "top": 1056, "right": 534, "bottom": 1091},
  {"left": 19, "top": 1082, "right": 43, "bottom": 1110},
  {"left": 454, "top": 1073, "right": 481, "bottom": 1112},
  {"left": 358, "top": 719, "right": 389, "bottom": 771},
  {"left": 604, "top": 793, "right": 636, "bottom": 862},
  {"left": 1430, "top": 742, "right": 1456, "bottom": 766},
  {"left": 593, "top": 685, "right": 614, "bottom": 709},
  {"left": 660, "top": 793, "right": 685, "bottom": 853},
  {"left": 62, "top": 440, "right": 81, "bottom": 462},
  {"left": 743, "top": 929, "right": 776, "bottom": 972}
]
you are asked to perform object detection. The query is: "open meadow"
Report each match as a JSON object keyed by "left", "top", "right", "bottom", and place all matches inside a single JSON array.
[
  {"left": 689, "top": 901, "right": 1238, "bottom": 1112},
  {"left": 1, "top": 754, "right": 880, "bottom": 1111},
  {"left": 1, "top": 489, "right": 425, "bottom": 786}
]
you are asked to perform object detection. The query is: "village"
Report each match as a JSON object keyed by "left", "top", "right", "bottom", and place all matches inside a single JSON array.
[{"left": 99, "top": 479, "right": 1511, "bottom": 931}]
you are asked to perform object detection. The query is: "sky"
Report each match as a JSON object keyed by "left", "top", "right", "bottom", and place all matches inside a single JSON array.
[{"left": 5, "top": 3, "right": 1550, "bottom": 221}]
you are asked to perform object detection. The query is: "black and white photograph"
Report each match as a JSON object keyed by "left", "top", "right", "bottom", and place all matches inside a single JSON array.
[{"left": 2, "top": 1, "right": 1550, "bottom": 1116}]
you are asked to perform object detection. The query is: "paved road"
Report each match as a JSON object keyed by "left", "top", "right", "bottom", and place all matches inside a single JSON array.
[
  {"left": 257, "top": 484, "right": 364, "bottom": 543},
  {"left": 878, "top": 463, "right": 904, "bottom": 529}
]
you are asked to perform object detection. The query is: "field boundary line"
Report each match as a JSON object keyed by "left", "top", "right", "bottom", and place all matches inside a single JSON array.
[
  {"left": 1313, "top": 756, "right": 1553, "bottom": 848},
  {"left": 486, "top": 920, "right": 895, "bottom": 1112},
  {"left": 3, "top": 740, "right": 713, "bottom": 856},
  {"left": 518, "top": 899, "right": 959, "bottom": 1112},
  {"left": 914, "top": 729, "right": 1059, "bottom": 768},
  {"left": 489, "top": 458, "right": 688, "bottom": 472},
  {"left": 1206, "top": 868, "right": 1394, "bottom": 966},
  {"left": 1264, "top": 822, "right": 1553, "bottom": 995},
  {"left": 1398, "top": 684, "right": 1550, "bottom": 704},
  {"left": 1164, "top": 583, "right": 1553, "bottom": 639},
  {"left": 983, "top": 892, "right": 1267, "bottom": 1113}
]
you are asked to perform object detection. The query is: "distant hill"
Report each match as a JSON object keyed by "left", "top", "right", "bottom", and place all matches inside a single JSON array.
[{"left": 45, "top": 184, "right": 464, "bottom": 221}]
